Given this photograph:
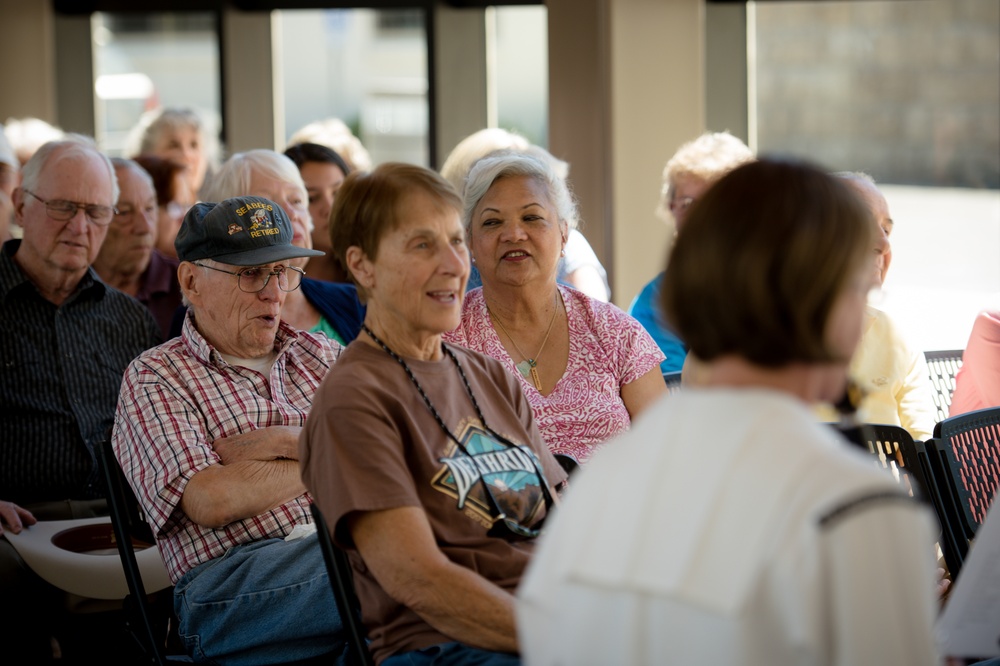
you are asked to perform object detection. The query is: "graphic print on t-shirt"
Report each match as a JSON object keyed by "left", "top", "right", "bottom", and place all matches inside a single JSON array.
[{"left": 432, "top": 420, "right": 548, "bottom": 531}]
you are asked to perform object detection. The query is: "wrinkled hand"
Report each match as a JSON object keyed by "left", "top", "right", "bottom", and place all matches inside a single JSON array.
[
  {"left": 212, "top": 425, "right": 303, "bottom": 466},
  {"left": 0, "top": 500, "right": 37, "bottom": 536}
]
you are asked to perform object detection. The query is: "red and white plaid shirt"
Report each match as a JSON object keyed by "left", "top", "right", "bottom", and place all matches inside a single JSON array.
[{"left": 113, "top": 313, "right": 342, "bottom": 583}]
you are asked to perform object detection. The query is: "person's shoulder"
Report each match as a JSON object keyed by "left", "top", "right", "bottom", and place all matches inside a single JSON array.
[
  {"left": 126, "top": 334, "right": 190, "bottom": 377},
  {"left": 290, "top": 326, "right": 343, "bottom": 357},
  {"left": 564, "top": 285, "right": 636, "bottom": 332},
  {"left": 301, "top": 277, "right": 359, "bottom": 303}
]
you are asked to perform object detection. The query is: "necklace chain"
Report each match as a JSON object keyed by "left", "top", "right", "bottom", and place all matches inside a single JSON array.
[
  {"left": 360, "top": 324, "right": 555, "bottom": 539},
  {"left": 485, "top": 293, "right": 560, "bottom": 391},
  {"left": 361, "top": 325, "right": 488, "bottom": 448}
]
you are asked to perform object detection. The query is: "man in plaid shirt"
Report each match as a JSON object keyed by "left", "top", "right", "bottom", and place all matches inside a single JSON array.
[{"left": 113, "top": 195, "right": 346, "bottom": 665}]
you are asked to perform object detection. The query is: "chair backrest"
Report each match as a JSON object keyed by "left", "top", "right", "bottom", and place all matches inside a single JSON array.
[
  {"left": 904, "top": 437, "right": 969, "bottom": 578},
  {"left": 860, "top": 423, "right": 920, "bottom": 492},
  {"left": 933, "top": 407, "right": 1000, "bottom": 545},
  {"left": 310, "top": 502, "right": 374, "bottom": 666},
  {"left": 662, "top": 371, "right": 683, "bottom": 394},
  {"left": 833, "top": 422, "right": 966, "bottom": 577},
  {"left": 924, "top": 349, "right": 964, "bottom": 422},
  {"left": 95, "top": 439, "right": 181, "bottom": 665}
]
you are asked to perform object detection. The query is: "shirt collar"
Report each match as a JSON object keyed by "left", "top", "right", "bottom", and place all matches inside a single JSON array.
[
  {"left": 182, "top": 308, "right": 300, "bottom": 368},
  {"left": 135, "top": 250, "right": 179, "bottom": 302},
  {"left": 0, "top": 239, "right": 106, "bottom": 304}
]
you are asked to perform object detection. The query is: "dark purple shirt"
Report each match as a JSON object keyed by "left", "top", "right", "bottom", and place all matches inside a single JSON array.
[{"left": 137, "top": 250, "right": 182, "bottom": 340}]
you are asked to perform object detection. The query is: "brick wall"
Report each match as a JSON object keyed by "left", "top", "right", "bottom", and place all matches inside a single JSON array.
[{"left": 755, "top": 0, "right": 999, "bottom": 188}]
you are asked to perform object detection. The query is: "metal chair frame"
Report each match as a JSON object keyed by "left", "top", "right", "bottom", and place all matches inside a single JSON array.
[
  {"left": 311, "top": 502, "right": 375, "bottom": 666},
  {"left": 95, "top": 439, "right": 188, "bottom": 665}
]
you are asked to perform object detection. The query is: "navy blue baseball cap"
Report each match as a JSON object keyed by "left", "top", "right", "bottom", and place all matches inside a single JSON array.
[{"left": 174, "top": 195, "right": 323, "bottom": 266}]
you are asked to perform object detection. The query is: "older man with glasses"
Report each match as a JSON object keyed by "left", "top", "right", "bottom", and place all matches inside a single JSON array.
[
  {"left": 0, "top": 138, "right": 161, "bottom": 662},
  {"left": 112, "top": 195, "right": 347, "bottom": 665},
  {"left": 93, "top": 157, "right": 182, "bottom": 339}
]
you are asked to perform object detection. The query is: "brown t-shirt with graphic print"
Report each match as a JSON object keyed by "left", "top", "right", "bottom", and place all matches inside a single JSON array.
[{"left": 301, "top": 340, "right": 566, "bottom": 664}]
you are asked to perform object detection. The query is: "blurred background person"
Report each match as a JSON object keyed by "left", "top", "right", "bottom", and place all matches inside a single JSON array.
[
  {"left": 835, "top": 172, "right": 936, "bottom": 440},
  {"left": 3, "top": 116, "right": 64, "bottom": 166},
  {"left": 201, "top": 149, "right": 364, "bottom": 344},
  {"left": 126, "top": 107, "right": 220, "bottom": 198},
  {"left": 442, "top": 127, "right": 611, "bottom": 302},
  {"left": 445, "top": 151, "right": 665, "bottom": 465},
  {"left": 949, "top": 309, "right": 1000, "bottom": 416},
  {"left": 133, "top": 153, "right": 195, "bottom": 260},
  {"left": 283, "top": 142, "right": 351, "bottom": 283},
  {"left": 93, "top": 158, "right": 182, "bottom": 339},
  {"left": 288, "top": 117, "right": 372, "bottom": 173},
  {"left": 0, "top": 123, "right": 17, "bottom": 243},
  {"left": 629, "top": 131, "right": 754, "bottom": 373},
  {"left": 518, "top": 158, "right": 940, "bottom": 666}
]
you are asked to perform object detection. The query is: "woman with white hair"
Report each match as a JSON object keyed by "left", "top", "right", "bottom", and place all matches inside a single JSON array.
[
  {"left": 441, "top": 128, "right": 611, "bottom": 302},
  {"left": 444, "top": 152, "right": 665, "bottom": 465},
  {"left": 200, "top": 149, "right": 364, "bottom": 344},
  {"left": 127, "top": 107, "right": 219, "bottom": 197}
]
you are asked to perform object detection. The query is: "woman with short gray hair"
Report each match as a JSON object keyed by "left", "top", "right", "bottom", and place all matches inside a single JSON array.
[{"left": 444, "top": 152, "right": 665, "bottom": 465}]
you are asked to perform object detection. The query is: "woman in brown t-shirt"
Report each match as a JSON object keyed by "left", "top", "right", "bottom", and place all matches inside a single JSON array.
[{"left": 300, "top": 163, "right": 566, "bottom": 666}]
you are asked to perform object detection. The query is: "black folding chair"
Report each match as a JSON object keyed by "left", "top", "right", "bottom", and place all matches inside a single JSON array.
[
  {"left": 95, "top": 439, "right": 189, "bottom": 665},
  {"left": 924, "top": 349, "right": 964, "bottom": 423},
  {"left": 310, "top": 502, "right": 375, "bottom": 666},
  {"left": 662, "top": 370, "right": 683, "bottom": 394},
  {"left": 832, "top": 422, "right": 966, "bottom": 577},
  {"left": 927, "top": 407, "right": 1000, "bottom": 575}
]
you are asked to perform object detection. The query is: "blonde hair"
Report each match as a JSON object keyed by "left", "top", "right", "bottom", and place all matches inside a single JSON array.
[
  {"left": 657, "top": 131, "right": 754, "bottom": 221},
  {"left": 663, "top": 158, "right": 873, "bottom": 367},
  {"left": 288, "top": 118, "right": 372, "bottom": 173}
]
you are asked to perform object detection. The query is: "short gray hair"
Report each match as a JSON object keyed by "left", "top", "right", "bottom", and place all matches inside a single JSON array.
[
  {"left": 111, "top": 157, "right": 154, "bottom": 192},
  {"left": 463, "top": 151, "right": 578, "bottom": 235},
  {"left": 201, "top": 149, "right": 311, "bottom": 231},
  {"left": 21, "top": 138, "right": 119, "bottom": 205}
]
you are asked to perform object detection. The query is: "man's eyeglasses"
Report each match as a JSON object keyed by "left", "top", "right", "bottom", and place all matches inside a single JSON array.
[
  {"left": 194, "top": 262, "right": 305, "bottom": 294},
  {"left": 23, "top": 189, "right": 117, "bottom": 226}
]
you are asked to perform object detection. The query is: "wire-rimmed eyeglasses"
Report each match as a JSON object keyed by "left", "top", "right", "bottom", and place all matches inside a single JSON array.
[
  {"left": 23, "top": 189, "right": 117, "bottom": 226},
  {"left": 194, "top": 262, "right": 305, "bottom": 294}
]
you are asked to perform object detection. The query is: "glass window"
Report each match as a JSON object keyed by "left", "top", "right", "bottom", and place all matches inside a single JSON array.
[
  {"left": 493, "top": 5, "right": 548, "bottom": 147},
  {"left": 753, "top": 0, "right": 1000, "bottom": 351},
  {"left": 91, "top": 12, "right": 220, "bottom": 157},
  {"left": 278, "top": 8, "right": 428, "bottom": 167}
]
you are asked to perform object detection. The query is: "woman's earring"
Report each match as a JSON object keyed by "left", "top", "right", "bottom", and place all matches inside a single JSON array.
[{"left": 560, "top": 247, "right": 566, "bottom": 258}]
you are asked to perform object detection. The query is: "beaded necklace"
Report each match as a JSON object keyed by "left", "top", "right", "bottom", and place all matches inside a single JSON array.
[{"left": 361, "top": 324, "right": 554, "bottom": 539}]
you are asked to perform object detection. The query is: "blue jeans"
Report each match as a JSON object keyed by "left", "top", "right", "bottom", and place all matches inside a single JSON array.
[
  {"left": 382, "top": 642, "right": 520, "bottom": 666},
  {"left": 174, "top": 533, "right": 345, "bottom": 665}
]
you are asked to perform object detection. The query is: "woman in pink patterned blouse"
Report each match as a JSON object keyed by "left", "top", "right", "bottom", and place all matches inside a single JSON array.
[{"left": 444, "top": 151, "right": 666, "bottom": 464}]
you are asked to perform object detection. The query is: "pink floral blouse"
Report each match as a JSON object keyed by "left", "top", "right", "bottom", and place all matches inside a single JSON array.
[{"left": 444, "top": 286, "right": 664, "bottom": 464}]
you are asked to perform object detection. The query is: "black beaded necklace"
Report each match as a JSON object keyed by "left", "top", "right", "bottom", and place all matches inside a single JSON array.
[{"left": 361, "top": 323, "right": 554, "bottom": 539}]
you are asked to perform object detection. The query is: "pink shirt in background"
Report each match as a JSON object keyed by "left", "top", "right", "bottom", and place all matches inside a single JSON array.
[
  {"left": 445, "top": 286, "right": 664, "bottom": 464},
  {"left": 950, "top": 310, "right": 1000, "bottom": 417}
]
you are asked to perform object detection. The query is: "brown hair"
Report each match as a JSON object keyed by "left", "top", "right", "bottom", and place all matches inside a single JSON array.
[
  {"left": 330, "top": 163, "right": 461, "bottom": 298},
  {"left": 133, "top": 153, "right": 186, "bottom": 205},
  {"left": 661, "top": 157, "right": 874, "bottom": 367}
]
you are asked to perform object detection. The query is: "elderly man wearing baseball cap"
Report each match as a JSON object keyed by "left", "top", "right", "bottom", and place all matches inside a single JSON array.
[{"left": 112, "top": 195, "right": 346, "bottom": 665}]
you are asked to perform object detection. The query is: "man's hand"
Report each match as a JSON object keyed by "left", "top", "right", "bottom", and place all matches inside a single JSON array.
[
  {"left": 0, "top": 500, "right": 37, "bottom": 536},
  {"left": 212, "top": 425, "right": 303, "bottom": 465}
]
